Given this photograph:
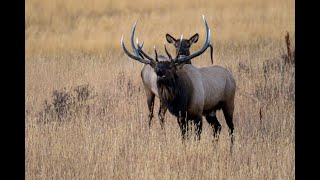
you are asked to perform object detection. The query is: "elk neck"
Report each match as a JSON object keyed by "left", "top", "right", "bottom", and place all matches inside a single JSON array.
[{"left": 156, "top": 70, "right": 194, "bottom": 118}]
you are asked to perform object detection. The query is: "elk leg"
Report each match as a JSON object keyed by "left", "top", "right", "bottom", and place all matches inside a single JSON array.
[
  {"left": 222, "top": 106, "right": 235, "bottom": 145},
  {"left": 158, "top": 101, "right": 167, "bottom": 130},
  {"left": 146, "top": 94, "right": 155, "bottom": 128},
  {"left": 205, "top": 112, "right": 222, "bottom": 140},
  {"left": 177, "top": 117, "right": 188, "bottom": 140},
  {"left": 193, "top": 116, "right": 203, "bottom": 141}
]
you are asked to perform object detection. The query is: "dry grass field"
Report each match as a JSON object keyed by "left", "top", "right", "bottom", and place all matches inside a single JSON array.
[{"left": 26, "top": 0, "right": 295, "bottom": 179}]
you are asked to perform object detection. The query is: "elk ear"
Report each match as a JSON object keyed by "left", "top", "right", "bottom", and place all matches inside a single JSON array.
[
  {"left": 166, "top": 34, "right": 176, "bottom": 44},
  {"left": 188, "top": 33, "right": 199, "bottom": 44}
]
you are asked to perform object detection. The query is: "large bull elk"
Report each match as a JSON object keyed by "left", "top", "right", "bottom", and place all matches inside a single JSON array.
[
  {"left": 123, "top": 17, "right": 213, "bottom": 129},
  {"left": 121, "top": 15, "right": 234, "bottom": 142}
]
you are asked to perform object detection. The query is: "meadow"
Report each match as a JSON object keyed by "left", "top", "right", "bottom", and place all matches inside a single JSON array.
[{"left": 25, "top": 0, "right": 295, "bottom": 179}]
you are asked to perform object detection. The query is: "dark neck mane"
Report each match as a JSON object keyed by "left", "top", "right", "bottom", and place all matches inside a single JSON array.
[{"left": 157, "top": 72, "right": 193, "bottom": 118}]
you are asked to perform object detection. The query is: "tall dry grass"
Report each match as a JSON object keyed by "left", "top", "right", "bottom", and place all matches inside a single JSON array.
[{"left": 26, "top": 0, "right": 295, "bottom": 179}]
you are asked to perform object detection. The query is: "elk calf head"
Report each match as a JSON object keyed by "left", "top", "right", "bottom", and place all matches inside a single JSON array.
[{"left": 166, "top": 33, "right": 199, "bottom": 57}]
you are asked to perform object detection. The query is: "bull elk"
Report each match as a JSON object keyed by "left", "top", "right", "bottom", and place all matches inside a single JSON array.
[
  {"left": 124, "top": 17, "right": 213, "bottom": 129},
  {"left": 121, "top": 15, "right": 235, "bottom": 143}
]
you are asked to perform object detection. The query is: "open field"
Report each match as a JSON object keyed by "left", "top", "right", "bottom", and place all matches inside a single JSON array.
[{"left": 26, "top": 0, "right": 295, "bottom": 179}]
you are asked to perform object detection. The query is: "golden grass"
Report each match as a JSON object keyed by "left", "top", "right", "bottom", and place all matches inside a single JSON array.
[{"left": 26, "top": 0, "right": 295, "bottom": 179}]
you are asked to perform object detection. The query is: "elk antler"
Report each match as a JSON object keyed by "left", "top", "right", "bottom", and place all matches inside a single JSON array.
[{"left": 121, "top": 20, "right": 157, "bottom": 65}]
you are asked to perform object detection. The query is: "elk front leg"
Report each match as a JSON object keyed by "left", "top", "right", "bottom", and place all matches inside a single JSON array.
[
  {"left": 146, "top": 94, "right": 155, "bottom": 128},
  {"left": 158, "top": 101, "right": 167, "bottom": 129}
]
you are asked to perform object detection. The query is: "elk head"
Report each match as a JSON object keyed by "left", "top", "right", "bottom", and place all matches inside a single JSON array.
[
  {"left": 121, "top": 15, "right": 213, "bottom": 70},
  {"left": 166, "top": 33, "right": 199, "bottom": 58}
]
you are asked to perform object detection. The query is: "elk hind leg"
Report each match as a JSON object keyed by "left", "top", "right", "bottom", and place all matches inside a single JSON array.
[
  {"left": 205, "top": 111, "right": 222, "bottom": 140},
  {"left": 222, "top": 103, "right": 235, "bottom": 144}
]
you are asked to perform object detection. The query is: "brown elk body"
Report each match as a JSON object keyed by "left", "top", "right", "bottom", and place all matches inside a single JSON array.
[
  {"left": 155, "top": 62, "right": 235, "bottom": 141},
  {"left": 121, "top": 16, "right": 234, "bottom": 142}
]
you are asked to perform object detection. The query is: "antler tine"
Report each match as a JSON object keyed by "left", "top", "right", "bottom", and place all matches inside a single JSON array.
[
  {"left": 174, "top": 34, "right": 183, "bottom": 59},
  {"left": 140, "top": 40, "right": 144, "bottom": 49},
  {"left": 136, "top": 38, "right": 143, "bottom": 48},
  {"left": 135, "top": 34, "right": 157, "bottom": 63},
  {"left": 136, "top": 38, "right": 145, "bottom": 59},
  {"left": 164, "top": 42, "right": 173, "bottom": 60},
  {"left": 209, "top": 42, "right": 214, "bottom": 64},
  {"left": 121, "top": 20, "right": 156, "bottom": 65},
  {"left": 130, "top": 20, "right": 140, "bottom": 57},
  {"left": 137, "top": 43, "right": 157, "bottom": 63},
  {"left": 174, "top": 15, "right": 212, "bottom": 63},
  {"left": 121, "top": 35, "right": 150, "bottom": 64},
  {"left": 154, "top": 45, "right": 159, "bottom": 62}
]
